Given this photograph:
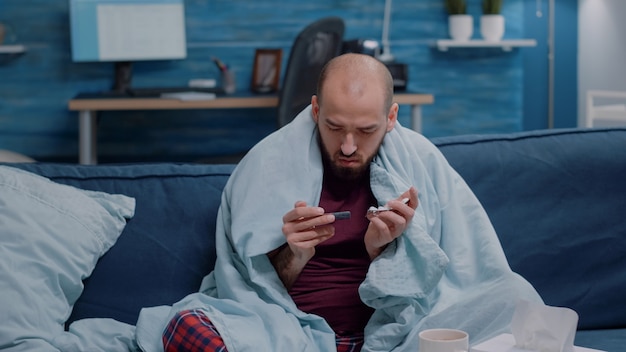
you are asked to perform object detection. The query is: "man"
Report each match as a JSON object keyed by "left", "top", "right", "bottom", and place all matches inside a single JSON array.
[{"left": 138, "top": 53, "right": 541, "bottom": 351}]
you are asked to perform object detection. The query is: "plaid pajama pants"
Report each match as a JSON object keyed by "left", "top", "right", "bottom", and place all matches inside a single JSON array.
[{"left": 163, "top": 309, "right": 364, "bottom": 352}]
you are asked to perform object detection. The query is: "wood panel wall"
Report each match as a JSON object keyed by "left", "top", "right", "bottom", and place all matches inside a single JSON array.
[{"left": 0, "top": 0, "right": 528, "bottom": 163}]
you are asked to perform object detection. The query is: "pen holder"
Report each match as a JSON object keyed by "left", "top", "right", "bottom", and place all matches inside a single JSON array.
[
  {"left": 221, "top": 70, "right": 236, "bottom": 94},
  {"left": 0, "top": 22, "right": 17, "bottom": 45}
]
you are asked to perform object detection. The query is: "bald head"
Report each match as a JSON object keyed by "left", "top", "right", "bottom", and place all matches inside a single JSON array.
[{"left": 316, "top": 53, "right": 394, "bottom": 113}]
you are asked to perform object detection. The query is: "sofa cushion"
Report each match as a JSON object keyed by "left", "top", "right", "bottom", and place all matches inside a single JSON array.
[
  {"left": 8, "top": 162, "right": 235, "bottom": 326},
  {"left": 432, "top": 128, "right": 626, "bottom": 330},
  {"left": 575, "top": 328, "right": 626, "bottom": 351},
  {"left": 0, "top": 166, "right": 134, "bottom": 349}
]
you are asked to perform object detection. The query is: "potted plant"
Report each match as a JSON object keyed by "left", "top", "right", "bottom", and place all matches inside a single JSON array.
[
  {"left": 445, "top": 0, "right": 472, "bottom": 42},
  {"left": 480, "top": 0, "right": 505, "bottom": 41}
]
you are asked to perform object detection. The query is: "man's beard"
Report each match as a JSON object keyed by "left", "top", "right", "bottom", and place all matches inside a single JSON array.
[{"left": 318, "top": 131, "right": 382, "bottom": 181}]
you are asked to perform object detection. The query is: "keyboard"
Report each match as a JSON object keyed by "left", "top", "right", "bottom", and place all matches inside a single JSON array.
[{"left": 127, "top": 86, "right": 225, "bottom": 97}]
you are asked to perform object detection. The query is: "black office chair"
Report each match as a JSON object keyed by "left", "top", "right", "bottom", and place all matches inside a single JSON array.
[{"left": 276, "top": 17, "right": 345, "bottom": 128}]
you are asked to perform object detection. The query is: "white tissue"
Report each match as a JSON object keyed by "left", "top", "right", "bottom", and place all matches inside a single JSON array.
[{"left": 511, "top": 300, "right": 579, "bottom": 352}]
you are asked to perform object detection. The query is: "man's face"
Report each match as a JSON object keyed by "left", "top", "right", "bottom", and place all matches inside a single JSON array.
[
  {"left": 316, "top": 127, "right": 382, "bottom": 180},
  {"left": 312, "top": 80, "right": 397, "bottom": 180}
]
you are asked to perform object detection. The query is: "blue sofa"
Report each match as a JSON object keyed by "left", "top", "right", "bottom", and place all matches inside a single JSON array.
[{"left": 7, "top": 127, "right": 626, "bottom": 351}]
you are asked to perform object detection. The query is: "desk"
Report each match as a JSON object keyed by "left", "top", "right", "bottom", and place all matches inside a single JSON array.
[{"left": 68, "top": 92, "right": 434, "bottom": 165}]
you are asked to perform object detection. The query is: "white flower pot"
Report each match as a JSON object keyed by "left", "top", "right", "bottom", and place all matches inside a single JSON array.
[
  {"left": 448, "top": 15, "right": 473, "bottom": 42},
  {"left": 480, "top": 14, "right": 505, "bottom": 42}
]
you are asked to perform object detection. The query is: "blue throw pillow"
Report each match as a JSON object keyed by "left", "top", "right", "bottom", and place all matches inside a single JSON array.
[{"left": 0, "top": 166, "right": 135, "bottom": 350}]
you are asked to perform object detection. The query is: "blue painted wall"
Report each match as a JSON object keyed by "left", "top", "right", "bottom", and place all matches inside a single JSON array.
[
  {"left": 0, "top": 0, "right": 553, "bottom": 163},
  {"left": 553, "top": 0, "right": 578, "bottom": 129},
  {"left": 522, "top": 0, "right": 550, "bottom": 131},
  {"left": 523, "top": 0, "right": 578, "bottom": 130}
]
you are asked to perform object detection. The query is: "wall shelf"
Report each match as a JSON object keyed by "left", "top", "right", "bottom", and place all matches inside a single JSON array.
[
  {"left": 0, "top": 44, "right": 26, "bottom": 54},
  {"left": 435, "top": 39, "right": 537, "bottom": 52}
]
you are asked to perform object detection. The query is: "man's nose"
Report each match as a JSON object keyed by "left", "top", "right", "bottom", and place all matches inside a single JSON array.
[{"left": 341, "top": 133, "right": 357, "bottom": 156}]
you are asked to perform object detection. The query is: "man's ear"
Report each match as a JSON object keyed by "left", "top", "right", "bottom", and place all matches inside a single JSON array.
[
  {"left": 386, "top": 103, "right": 399, "bottom": 132},
  {"left": 311, "top": 95, "right": 320, "bottom": 124}
]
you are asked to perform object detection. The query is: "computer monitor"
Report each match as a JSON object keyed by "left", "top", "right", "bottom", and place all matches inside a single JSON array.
[{"left": 69, "top": 0, "right": 187, "bottom": 92}]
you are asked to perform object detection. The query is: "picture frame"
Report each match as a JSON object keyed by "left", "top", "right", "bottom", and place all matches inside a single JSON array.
[{"left": 251, "top": 48, "right": 282, "bottom": 93}]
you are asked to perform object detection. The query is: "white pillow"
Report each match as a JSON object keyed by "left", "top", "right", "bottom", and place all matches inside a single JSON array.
[
  {"left": 0, "top": 149, "right": 35, "bottom": 163},
  {"left": 0, "top": 166, "right": 135, "bottom": 350}
]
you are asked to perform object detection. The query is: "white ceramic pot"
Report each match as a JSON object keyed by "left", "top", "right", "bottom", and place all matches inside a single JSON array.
[
  {"left": 480, "top": 14, "right": 505, "bottom": 42},
  {"left": 448, "top": 14, "right": 473, "bottom": 42}
]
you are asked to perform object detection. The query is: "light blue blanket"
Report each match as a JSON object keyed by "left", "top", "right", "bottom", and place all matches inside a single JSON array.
[{"left": 136, "top": 106, "right": 542, "bottom": 351}]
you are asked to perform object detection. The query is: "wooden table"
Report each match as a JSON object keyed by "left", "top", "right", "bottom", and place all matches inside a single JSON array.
[{"left": 68, "top": 92, "right": 434, "bottom": 165}]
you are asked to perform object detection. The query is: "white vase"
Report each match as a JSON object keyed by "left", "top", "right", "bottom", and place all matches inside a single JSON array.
[
  {"left": 480, "top": 14, "right": 505, "bottom": 42},
  {"left": 448, "top": 15, "right": 473, "bottom": 42}
]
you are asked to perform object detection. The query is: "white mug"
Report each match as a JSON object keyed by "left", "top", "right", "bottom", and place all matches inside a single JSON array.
[{"left": 418, "top": 328, "right": 469, "bottom": 352}]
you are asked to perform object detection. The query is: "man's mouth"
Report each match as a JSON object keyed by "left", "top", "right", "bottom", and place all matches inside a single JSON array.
[{"left": 337, "top": 158, "right": 359, "bottom": 167}]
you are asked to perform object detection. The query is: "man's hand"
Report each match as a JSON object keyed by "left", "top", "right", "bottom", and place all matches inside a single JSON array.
[
  {"left": 364, "top": 187, "right": 418, "bottom": 260},
  {"left": 268, "top": 201, "right": 336, "bottom": 289},
  {"left": 281, "top": 201, "right": 336, "bottom": 261}
]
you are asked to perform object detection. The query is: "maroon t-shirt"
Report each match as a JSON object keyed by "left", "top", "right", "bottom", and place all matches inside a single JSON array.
[{"left": 288, "top": 169, "right": 377, "bottom": 334}]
